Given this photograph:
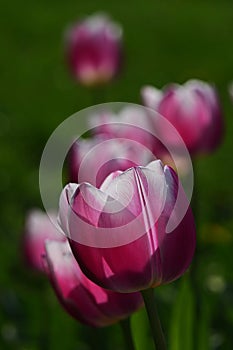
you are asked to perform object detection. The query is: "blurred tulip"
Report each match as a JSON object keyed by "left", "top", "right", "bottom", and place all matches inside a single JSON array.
[
  {"left": 89, "top": 105, "right": 158, "bottom": 152},
  {"left": 65, "top": 13, "right": 123, "bottom": 86},
  {"left": 69, "top": 134, "right": 154, "bottom": 186},
  {"left": 59, "top": 160, "right": 196, "bottom": 293},
  {"left": 142, "top": 80, "right": 224, "bottom": 155},
  {"left": 44, "top": 240, "right": 143, "bottom": 327},
  {"left": 23, "top": 209, "right": 65, "bottom": 272}
]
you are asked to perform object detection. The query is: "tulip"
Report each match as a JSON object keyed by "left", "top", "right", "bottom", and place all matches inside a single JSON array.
[
  {"left": 142, "top": 80, "right": 223, "bottom": 155},
  {"left": 44, "top": 240, "right": 143, "bottom": 327},
  {"left": 89, "top": 105, "right": 158, "bottom": 152},
  {"left": 65, "top": 13, "right": 123, "bottom": 86},
  {"left": 23, "top": 209, "right": 65, "bottom": 272},
  {"left": 58, "top": 160, "right": 196, "bottom": 293},
  {"left": 69, "top": 134, "right": 154, "bottom": 186},
  {"left": 140, "top": 88, "right": 190, "bottom": 173}
]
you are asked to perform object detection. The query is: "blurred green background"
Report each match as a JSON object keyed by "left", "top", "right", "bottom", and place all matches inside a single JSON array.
[{"left": 0, "top": 0, "right": 233, "bottom": 349}]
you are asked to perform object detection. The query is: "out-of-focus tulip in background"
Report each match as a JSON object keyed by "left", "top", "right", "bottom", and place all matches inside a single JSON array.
[{"left": 0, "top": 0, "right": 233, "bottom": 349}]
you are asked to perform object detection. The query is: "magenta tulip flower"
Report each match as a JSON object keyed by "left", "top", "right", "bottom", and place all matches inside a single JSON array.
[
  {"left": 23, "top": 209, "right": 65, "bottom": 272},
  {"left": 142, "top": 80, "right": 224, "bottom": 155},
  {"left": 65, "top": 13, "right": 123, "bottom": 86},
  {"left": 58, "top": 160, "right": 196, "bottom": 293},
  {"left": 69, "top": 134, "right": 154, "bottom": 186},
  {"left": 89, "top": 106, "right": 158, "bottom": 152},
  {"left": 44, "top": 240, "right": 143, "bottom": 327}
]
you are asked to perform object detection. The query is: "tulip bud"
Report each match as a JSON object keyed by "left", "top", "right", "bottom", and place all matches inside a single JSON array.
[
  {"left": 69, "top": 134, "right": 154, "bottom": 187},
  {"left": 142, "top": 80, "right": 224, "bottom": 155},
  {"left": 65, "top": 13, "right": 123, "bottom": 86},
  {"left": 88, "top": 106, "right": 158, "bottom": 152},
  {"left": 44, "top": 240, "right": 143, "bottom": 327}
]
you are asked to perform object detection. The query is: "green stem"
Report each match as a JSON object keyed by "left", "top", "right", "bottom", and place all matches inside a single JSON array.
[
  {"left": 190, "top": 159, "right": 202, "bottom": 347},
  {"left": 141, "top": 288, "right": 166, "bottom": 350},
  {"left": 120, "top": 317, "right": 136, "bottom": 350}
]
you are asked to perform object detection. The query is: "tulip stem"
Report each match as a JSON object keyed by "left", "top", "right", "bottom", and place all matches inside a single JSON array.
[
  {"left": 190, "top": 160, "right": 202, "bottom": 347},
  {"left": 141, "top": 288, "right": 167, "bottom": 350},
  {"left": 120, "top": 317, "right": 136, "bottom": 350}
]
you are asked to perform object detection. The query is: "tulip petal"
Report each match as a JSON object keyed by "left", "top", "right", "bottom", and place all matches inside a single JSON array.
[
  {"left": 71, "top": 182, "right": 109, "bottom": 226},
  {"left": 100, "top": 170, "right": 123, "bottom": 192},
  {"left": 58, "top": 183, "right": 79, "bottom": 236}
]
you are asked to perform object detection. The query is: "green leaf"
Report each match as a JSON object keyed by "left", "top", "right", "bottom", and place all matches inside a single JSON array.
[{"left": 169, "top": 276, "right": 194, "bottom": 350}]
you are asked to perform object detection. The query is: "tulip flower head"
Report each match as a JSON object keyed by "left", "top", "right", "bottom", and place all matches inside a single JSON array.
[
  {"left": 65, "top": 13, "right": 123, "bottom": 86},
  {"left": 88, "top": 105, "right": 158, "bottom": 152},
  {"left": 58, "top": 160, "right": 196, "bottom": 293},
  {"left": 142, "top": 79, "right": 223, "bottom": 155},
  {"left": 23, "top": 209, "right": 65, "bottom": 272},
  {"left": 44, "top": 240, "right": 143, "bottom": 327},
  {"left": 69, "top": 134, "right": 154, "bottom": 186}
]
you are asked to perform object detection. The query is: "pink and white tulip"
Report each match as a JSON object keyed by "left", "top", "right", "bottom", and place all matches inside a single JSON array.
[
  {"left": 65, "top": 13, "right": 123, "bottom": 86},
  {"left": 58, "top": 160, "right": 196, "bottom": 293},
  {"left": 89, "top": 106, "right": 158, "bottom": 152},
  {"left": 23, "top": 209, "right": 65, "bottom": 272},
  {"left": 142, "top": 79, "right": 223, "bottom": 155},
  {"left": 69, "top": 134, "right": 154, "bottom": 187},
  {"left": 44, "top": 240, "right": 143, "bottom": 327}
]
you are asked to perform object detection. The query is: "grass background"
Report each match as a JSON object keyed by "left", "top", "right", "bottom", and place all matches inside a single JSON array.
[{"left": 0, "top": 0, "right": 233, "bottom": 349}]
